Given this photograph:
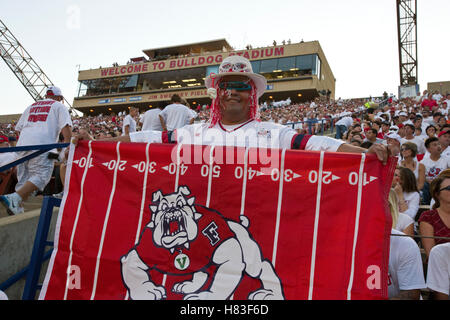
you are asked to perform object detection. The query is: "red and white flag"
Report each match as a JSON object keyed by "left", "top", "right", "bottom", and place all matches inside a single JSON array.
[{"left": 40, "top": 141, "right": 395, "bottom": 300}]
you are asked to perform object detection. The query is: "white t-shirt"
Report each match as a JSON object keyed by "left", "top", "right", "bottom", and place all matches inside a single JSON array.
[
  {"left": 388, "top": 229, "right": 426, "bottom": 298},
  {"left": 420, "top": 156, "right": 450, "bottom": 181},
  {"left": 130, "top": 120, "right": 345, "bottom": 151},
  {"left": 432, "top": 93, "right": 443, "bottom": 101},
  {"left": 122, "top": 114, "right": 137, "bottom": 135},
  {"left": 159, "top": 103, "right": 195, "bottom": 131},
  {"left": 0, "top": 151, "right": 17, "bottom": 168},
  {"left": 426, "top": 242, "right": 450, "bottom": 296},
  {"left": 335, "top": 116, "right": 353, "bottom": 128},
  {"left": 141, "top": 108, "right": 163, "bottom": 131},
  {"left": 395, "top": 213, "right": 414, "bottom": 233},
  {"left": 401, "top": 191, "right": 420, "bottom": 220},
  {"left": 442, "top": 146, "right": 450, "bottom": 158},
  {"left": 438, "top": 107, "right": 448, "bottom": 116},
  {"left": 15, "top": 99, "right": 72, "bottom": 146}
]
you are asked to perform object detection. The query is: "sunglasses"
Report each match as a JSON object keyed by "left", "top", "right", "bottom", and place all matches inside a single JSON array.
[
  {"left": 439, "top": 185, "right": 450, "bottom": 192},
  {"left": 218, "top": 81, "right": 252, "bottom": 91},
  {"left": 400, "top": 147, "right": 410, "bottom": 152}
]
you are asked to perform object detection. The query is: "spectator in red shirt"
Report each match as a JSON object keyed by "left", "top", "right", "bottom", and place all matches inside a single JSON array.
[{"left": 421, "top": 93, "right": 438, "bottom": 111}]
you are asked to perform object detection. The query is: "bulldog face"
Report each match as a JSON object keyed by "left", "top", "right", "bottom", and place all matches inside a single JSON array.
[{"left": 149, "top": 186, "right": 202, "bottom": 252}]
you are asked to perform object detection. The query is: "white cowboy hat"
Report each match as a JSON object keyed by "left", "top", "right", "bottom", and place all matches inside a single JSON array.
[{"left": 205, "top": 55, "right": 267, "bottom": 98}]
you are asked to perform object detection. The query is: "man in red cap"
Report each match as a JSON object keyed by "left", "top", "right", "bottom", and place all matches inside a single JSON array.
[
  {"left": 438, "top": 129, "right": 450, "bottom": 157},
  {"left": 0, "top": 86, "right": 72, "bottom": 215}
]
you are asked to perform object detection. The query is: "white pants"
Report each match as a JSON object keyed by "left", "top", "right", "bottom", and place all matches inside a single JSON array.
[{"left": 15, "top": 152, "right": 55, "bottom": 192}]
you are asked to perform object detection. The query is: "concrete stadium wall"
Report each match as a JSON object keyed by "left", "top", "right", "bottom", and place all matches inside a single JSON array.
[{"left": 0, "top": 207, "right": 59, "bottom": 300}]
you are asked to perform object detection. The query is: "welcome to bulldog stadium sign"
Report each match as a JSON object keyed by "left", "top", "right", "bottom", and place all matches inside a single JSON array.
[{"left": 40, "top": 141, "right": 395, "bottom": 300}]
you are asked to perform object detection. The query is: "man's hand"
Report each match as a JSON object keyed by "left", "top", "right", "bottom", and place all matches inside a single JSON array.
[
  {"left": 337, "top": 142, "right": 396, "bottom": 165},
  {"left": 366, "top": 143, "right": 396, "bottom": 165},
  {"left": 71, "top": 130, "right": 94, "bottom": 146}
]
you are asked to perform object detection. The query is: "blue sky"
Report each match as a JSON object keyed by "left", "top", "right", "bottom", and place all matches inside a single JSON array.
[{"left": 0, "top": 0, "right": 449, "bottom": 115}]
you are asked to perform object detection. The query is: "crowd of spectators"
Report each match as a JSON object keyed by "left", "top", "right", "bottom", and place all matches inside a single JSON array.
[{"left": 0, "top": 89, "right": 449, "bottom": 300}]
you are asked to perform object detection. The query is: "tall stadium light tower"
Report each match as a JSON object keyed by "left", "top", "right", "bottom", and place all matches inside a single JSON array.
[
  {"left": 0, "top": 19, "right": 73, "bottom": 109},
  {"left": 396, "top": 0, "right": 419, "bottom": 97}
]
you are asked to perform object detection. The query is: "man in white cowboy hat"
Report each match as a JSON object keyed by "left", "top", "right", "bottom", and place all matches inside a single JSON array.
[
  {"left": 0, "top": 86, "right": 72, "bottom": 215},
  {"left": 74, "top": 56, "right": 392, "bottom": 162}
]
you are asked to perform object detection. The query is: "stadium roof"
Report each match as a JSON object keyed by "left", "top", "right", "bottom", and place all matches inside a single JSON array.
[{"left": 143, "top": 38, "right": 233, "bottom": 59}]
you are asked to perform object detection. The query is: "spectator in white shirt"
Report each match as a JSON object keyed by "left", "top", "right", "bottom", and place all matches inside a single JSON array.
[
  {"left": 122, "top": 107, "right": 138, "bottom": 136},
  {"left": 388, "top": 228, "right": 426, "bottom": 299},
  {"left": 420, "top": 137, "right": 450, "bottom": 204},
  {"left": 141, "top": 106, "right": 163, "bottom": 131},
  {"left": 392, "top": 167, "right": 421, "bottom": 225},
  {"left": 334, "top": 113, "right": 356, "bottom": 139},
  {"left": 426, "top": 242, "right": 450, "bottom": 300},
  {"left": 159, "top": 94, "right": 195, "bottom": 131},
  {"left": 389, "top": 187, "right": 415, "bottom": 236},
  {"left": 399, "top": 142, "right": 426, "bottom": 191},
  {"left": 432, "top": 90, "right": 443, "bottom": 102},
  {"left": 401, "top": 124, "right": 426, "bottom": 155}
]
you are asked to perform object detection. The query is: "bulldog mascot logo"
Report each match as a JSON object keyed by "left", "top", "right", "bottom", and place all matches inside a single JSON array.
[{"left": 120, "top": 186, "right": 284, "bottom": 300}]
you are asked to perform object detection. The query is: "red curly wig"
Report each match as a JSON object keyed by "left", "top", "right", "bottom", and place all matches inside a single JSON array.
[{"left": 208, "top": 78, "right": 260, "bottom": 127}]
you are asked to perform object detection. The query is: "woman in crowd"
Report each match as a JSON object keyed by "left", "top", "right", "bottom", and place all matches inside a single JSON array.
[
  {"left": 390, "top": 167, "right": 420, "bottom": 235},
  {"left": 419, "top": 169, "right": 450, "bottom": 257},
  {"left": 425, "top": 125, "right": 437, "bottom": 141},
  {"left": 389, "top": 188, "right": 414, "bottom": 236},
  {"left": 399, "top": 142, "right": 425, "bottom": 191},
  {"left": 392, "top": 166, "right": 421, "bottom": 223}
]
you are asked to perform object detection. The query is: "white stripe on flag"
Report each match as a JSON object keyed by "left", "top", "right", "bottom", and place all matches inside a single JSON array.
[
  {"left": 206, "top": 145, "right": 215, "bottom": 208},
  {"left": 308, "top": 151, "right": 325, "bottom": 300},
  {"left": 174, "top": 143, "right": 183, "bottom": 191},
  {"left": 134, "top": 143, "right": 151, "bottom": 244},
  {"left": 90, "top": 142, "right": 121, "bottom": 300},
  {"left": 271, "top": 148, "right": 286, "bottom": 267},
  {"left": 230, "top": 147, "right": 250, "bottom": 301},
  {"left": 346, "top": 153, "right": 366, "bottom": 300},
  {"left": 125, "top": 143, "right": 151, "bottom": 300},
  {"left": 240, "top": 147, "right": 249, "bottom": 216},
  {"left": 64, "top": 140, "right": 93, "bottom": 300},
  {"left": 163, "top": 143, "right": 184, "bottom": 288}
]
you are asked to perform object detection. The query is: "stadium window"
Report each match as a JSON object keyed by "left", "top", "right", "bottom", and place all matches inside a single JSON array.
[
  {"left": 277, "top": 57, "right": 296, "bottom": 72},
  {"left": 250, "top": 60, "right": 260, "bottom": 74},
  {"left": 296, "top": 54, "right": 314, "bottom": 75},
  {"left": 260, "top": 59, "right": 278, "bottom": 74},
  {"left": 118, "top": 75, "right": 139, "bottom": 93}
]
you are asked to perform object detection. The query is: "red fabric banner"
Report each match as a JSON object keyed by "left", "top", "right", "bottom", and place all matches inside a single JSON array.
[{"left": 40, "top": 141, "right": 395, "bottom": 300}]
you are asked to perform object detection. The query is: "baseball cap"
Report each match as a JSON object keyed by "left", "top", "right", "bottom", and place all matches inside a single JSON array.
[
  {"left": 385, "top": 132, "right": 402, "bottom": 145},
  {"left": 0, "top": 135, "right": 9, "bottom": 143},
  {"left": 46, "top": 86, "right": 63, "bottom": 97},
  {"left": 399, "top": 111, "right": 407, "bottom": 116},
  {"left": 438, "top": 130, "right": 450, "bottom": 138}
]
